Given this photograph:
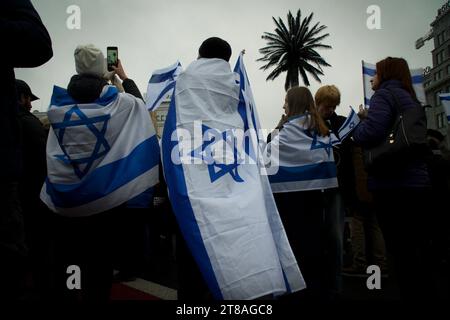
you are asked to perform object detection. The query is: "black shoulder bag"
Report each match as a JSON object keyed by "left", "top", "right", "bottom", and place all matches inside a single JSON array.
[{"left": 363, "top": 89, "right": 428, "bottom": 174}]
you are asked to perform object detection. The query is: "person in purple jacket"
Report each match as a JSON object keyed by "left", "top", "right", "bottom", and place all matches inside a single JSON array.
[{"left": 352, "top": 57, "right": 435, "bottom": 300}]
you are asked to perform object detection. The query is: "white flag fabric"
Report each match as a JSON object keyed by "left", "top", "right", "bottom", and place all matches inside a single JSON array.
[
  {"left": 41, "top": 85, "right": 160, "bottom": 217},
  {"left": 146, "top": 61, "right": 182, "bottom": 111},
  {"left": 162, "top": 58, "right": 305, "bottom": 300},
  {"left": 440, "top": 93, "right": 450, "bottom": 123},
  {"left": 265, "top": 115, "right": 339, "bottom": 193},
  {"left": 362, "top": 61, "right": 426, "bottom": 107}
]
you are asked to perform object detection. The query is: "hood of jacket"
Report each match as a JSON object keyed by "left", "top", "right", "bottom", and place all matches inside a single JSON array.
[{"left": 67, "top": 74, "right": 108, "bottom": 103}]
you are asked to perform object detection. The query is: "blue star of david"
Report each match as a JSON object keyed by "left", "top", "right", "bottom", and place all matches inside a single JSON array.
[
  {"left": 304, "top": 129, "right": 333, "bottom": 158},
  {"left": 52, "top": 105, "right": 111, "bottom": 179},
  {"left": 349, "top": 122, "right": 356, "bottom": 129},
  {"left": 190, "top": 125, "right": 244, "bottom": 183}
]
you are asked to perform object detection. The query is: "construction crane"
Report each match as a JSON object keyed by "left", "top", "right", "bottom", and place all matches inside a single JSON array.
[{"left": 415, "top": 29, "right": 434, "bottom": 49}]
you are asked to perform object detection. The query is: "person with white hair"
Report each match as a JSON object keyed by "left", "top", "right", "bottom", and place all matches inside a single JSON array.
[{"left": 44, "top": 44, "right": 159, "bottom": 301}]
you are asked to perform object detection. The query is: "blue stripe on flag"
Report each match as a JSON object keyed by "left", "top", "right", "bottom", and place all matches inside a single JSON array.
[
  {"left": 161, "top": 91, "right": 223, "bottom": 300},
  {"left": 50, "top": 86, "right": 77, "bottom": 107},
  {"left": 269, "top": 162, "right": 337, "bottom": 184},
  {"left": 149, "top": 81, "right": 176, "bottom": 110},
  {"left": 95, "top": 86, "right": 119, "bottom": 106},
  {"left": 50, "top": 86, "right": 119, "bottom": 107},
  {"left": 46, "top": 135, "right": 159, "bottom": 208},
  {"left": 441, "top": 95, "right": 450, "bottom": 101},
  {"left": 149, "top": 68, "right": 178, "bottom": 84},
  {"left": 282, "top": 270, "right": 292, "bottom": 294},
  {"left": 234, "top": 59, "right": 250, "bottom": 131},
  {"left": 337, "top": 110, "right": 355, "bottom": 134},
  {"left": 411, "top": 75, "right": 423, "bottom": 84},
  {"left": 363, "top": 67, "right": 376, "bottom": 77}
]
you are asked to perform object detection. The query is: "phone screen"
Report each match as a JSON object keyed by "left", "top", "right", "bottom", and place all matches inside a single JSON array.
[{"left": 107, "top": 47, "right": 118, "bottom": 71}]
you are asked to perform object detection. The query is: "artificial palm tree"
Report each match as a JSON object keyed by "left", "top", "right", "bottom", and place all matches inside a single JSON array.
[{"left": 258, "top": 9, "right": 332, "bottom": 91}]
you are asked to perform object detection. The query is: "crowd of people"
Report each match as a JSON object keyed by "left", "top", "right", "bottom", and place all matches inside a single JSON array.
[{"left": 1, "top": 0, "right": 450, "bottom": 302}]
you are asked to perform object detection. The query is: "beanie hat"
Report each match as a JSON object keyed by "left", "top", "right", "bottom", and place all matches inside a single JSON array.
[
  {"left": 198, "top": 37, "right": 232, "bottom": 62},
  {"left": 74, "top": 44, "right": 106, "bottom": 77}
]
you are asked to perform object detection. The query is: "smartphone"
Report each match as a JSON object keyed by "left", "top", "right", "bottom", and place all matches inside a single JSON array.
[{"left": 107, "top": 46, "right": 118, "bottom": 71}]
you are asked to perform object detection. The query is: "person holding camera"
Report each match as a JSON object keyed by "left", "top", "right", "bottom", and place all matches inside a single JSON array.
[{"left": 46, "top": 44, "right": 158, "bottom": 302}]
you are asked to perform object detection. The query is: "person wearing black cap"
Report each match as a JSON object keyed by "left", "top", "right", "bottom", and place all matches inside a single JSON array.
[
  {"left": 0, "top": 0, "right": 52, "bottom": 300},
  {"left": 16, "top": 79, "right": 39, "bottom": 111},
  {"left": 16, "top": 79, "right": 52, "bottom": 299},
  {"left": 16, "top": 80, "right": 47, "bottom": 199}
]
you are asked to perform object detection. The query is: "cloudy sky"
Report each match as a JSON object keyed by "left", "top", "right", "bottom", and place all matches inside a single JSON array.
[{"left": 16, "top": 0, "right": 441, "bottom": 129}]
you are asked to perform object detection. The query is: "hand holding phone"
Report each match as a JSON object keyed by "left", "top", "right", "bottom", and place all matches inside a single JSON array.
[
  {"left": 112, "top": 59, "right": 128, "bottom": 81},
  {"left": 107, "top": 46, "right": 118, "bottom": 71}
]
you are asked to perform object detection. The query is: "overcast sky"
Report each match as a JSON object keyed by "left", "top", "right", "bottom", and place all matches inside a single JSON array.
[{"left": 16, "top": 0, "right": 441, "bottom": 130}]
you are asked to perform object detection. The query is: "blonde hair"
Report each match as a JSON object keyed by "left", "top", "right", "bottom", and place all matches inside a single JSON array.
[
  {"left": 286, "top": 86, "right": 329, "bottom": 136},
  {"left": 315, "top": 85, "right": 341, "bottom": 107}
]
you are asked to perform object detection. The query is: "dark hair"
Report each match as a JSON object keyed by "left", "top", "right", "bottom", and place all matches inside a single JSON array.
[
  {"left": 375, "top": 57, "right": 418, "bottom": 101},
  {"left": 286, "top": 86, "right": 329, "bottom": 136},
  {"left": 198, "top": 37, "right": 232, "bottom": 62}
]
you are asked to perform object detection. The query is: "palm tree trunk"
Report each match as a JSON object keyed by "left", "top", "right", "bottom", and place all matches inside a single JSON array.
[{"left": 285, "top": 66, "right": 299, "bottom": 91}]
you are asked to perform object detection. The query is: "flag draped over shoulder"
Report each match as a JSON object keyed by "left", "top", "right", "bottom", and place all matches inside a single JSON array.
[
  {"left": 265, "top": 115, "right": 339, "bottom": 193},
  {"left": 41, "top": 85, "right": 160, "bottom": 217},
  {"left": 162, "top": 57, "right": 305, "bottom": 300},
  {"left": 440, "top": 93, "right": 450, "bottom": 123},
  {"left": 362, "top": 61, "right": 426, "bottom": 107},
  {"left": 146, "top": 61, "right": 182, "bottom": 111}
]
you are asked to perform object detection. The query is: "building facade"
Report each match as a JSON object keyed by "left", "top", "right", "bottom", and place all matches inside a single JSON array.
[
  {"left": 422, "top": 1, "right": 450, "bottom": 147},
  {"left": 151, "top": 101, "right": 170, "bottom": 138}
]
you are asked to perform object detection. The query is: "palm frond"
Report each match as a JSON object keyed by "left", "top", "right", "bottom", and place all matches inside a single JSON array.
[{"left": 258, "top": 9, "right": 331, "bottom": 90}]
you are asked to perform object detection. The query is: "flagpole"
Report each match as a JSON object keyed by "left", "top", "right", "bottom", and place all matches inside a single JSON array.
[{"left": 361, "top": 59, "right": 366, "bottom": 108}]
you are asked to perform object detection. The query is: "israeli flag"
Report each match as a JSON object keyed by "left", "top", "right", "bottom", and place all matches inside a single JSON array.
[
  {"left": 162, "top": 58, "right": 305, "bottom": 300},
  {"left": 233, "top": 53, "right": 265, "bottom": 147},
  {"left": 265, "top": 115, "right": 339, "bottom": 193},
  {"left": 41, "top": 85, "right": 160, "bottom": 217},
  {"left": 146, "top": 61, "right": 182, "bottom": 111},
  {"left": 362, "top": 61, "right": 426, "bottom": 107},
  {"left": 440, "top": 93, "right": 450, "bottom": 122},
  {"left": 332, "top": 106, "right": 360, "bottom": 145}
]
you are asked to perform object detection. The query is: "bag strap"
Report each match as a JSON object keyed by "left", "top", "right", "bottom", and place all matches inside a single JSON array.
[
  {"left": 382, "top": 88, "right": 404, "bottom": 135},
  {"left": 385, "top": 88, "right": 403, "bottom": 116}
]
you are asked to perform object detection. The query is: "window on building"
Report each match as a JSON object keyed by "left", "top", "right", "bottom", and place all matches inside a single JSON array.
[
  {"left": 437, "top": 32, "right": 444, "bottom": 46},
  {"left": 436, "top": 90, "right": 443, "bottom": 106},
  {"left": 437, "top": 113, "right": 445, "bottom": 129},
  {"left": 436, "top": 50, "right": 445, "bottom": 65},
  {"left": 434, "top": 69, "right": 443, "bottom": 81}
]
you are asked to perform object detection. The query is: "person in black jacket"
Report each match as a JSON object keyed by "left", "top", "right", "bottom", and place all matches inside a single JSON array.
[
  {"left": 314, "top": 85, "right": 356, "bottom": 296},
  {"left": 16, "top": 79, "right": 54, "bottom": 299},
  {"left": 0, "top": 0, "right": 52, "bottom": 300},
  {"left": 16, "top": 80, "right": 48, "bottom": 211}
]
